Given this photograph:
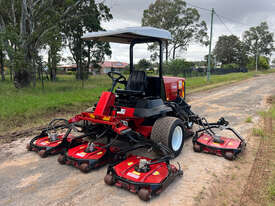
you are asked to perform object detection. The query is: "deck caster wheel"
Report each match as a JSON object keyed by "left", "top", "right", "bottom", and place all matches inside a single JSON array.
[
  {"left": 138, "top": 188, "right": 151, "bottom": 201},
  {"left": 104, "top": 174, "right": 115, "bottom": 185},
  {"left": 80, "top": 163, "right": 90, "bottom": 173},
  {"left": 224, "top": 152, "right": 234, "bottom": 161},
  {"left": 38, "top": 150, "right": 47, "bottom": 158},
  {"left": 58, "top": 155, "right": 66, "bottom": 165},
  {"left": 193, "top": 143, "right": 202, "bottom": 152},
  {"left": 26, "top": 143, "right": 32, "bottom": 151}
]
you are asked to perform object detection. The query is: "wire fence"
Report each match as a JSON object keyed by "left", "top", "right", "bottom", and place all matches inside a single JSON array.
[{"left": 179, "top": 68, "right": 248, "bottom": 78}]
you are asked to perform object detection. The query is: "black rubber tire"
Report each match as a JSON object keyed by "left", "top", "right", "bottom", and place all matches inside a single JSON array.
[
  {"left": 151, "top": 117, "right": 184, "bottom": 157},
  {"left": 38, "top": 150, "right": 47, "bottom": 158},
  {"left": 224, "top": 152, "right": 235, "bottom": 161},
  {"left": 80, "top": 163, "right": 90, "bottom": 173},
  {"left": 138, "top": 188, "right": 151, "bottom": 201},
  {"left": 26, "top": 143, "right": 32, "bottom": 151},
  {"left": 58, "top": 155, "right": 66, "bottom": 165},
  {"left": 193, "top": 143, "right": 203, "bottom": 152},
  {"left": 104, "top": 174, "right": 115, "bottom": 185}
]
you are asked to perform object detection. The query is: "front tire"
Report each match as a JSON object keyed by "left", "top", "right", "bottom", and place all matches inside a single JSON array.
[{"left": 151, "top": 117, "right": 185, "bottom": 157}]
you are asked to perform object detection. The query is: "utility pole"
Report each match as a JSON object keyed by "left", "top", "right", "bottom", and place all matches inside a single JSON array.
[
  {"left": 255, "top": 45, "right": 258, "bottom": 72},
  {"left": 207, "top": 8, "right": 214, "bottom": 81}
]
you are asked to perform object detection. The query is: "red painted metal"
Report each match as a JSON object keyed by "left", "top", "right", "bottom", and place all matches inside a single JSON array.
[
  {"left": 94, "top": 92, "right": 116, "bottom": 116},
  {"left": 163, "top": 76, "right": 185, "bottom": 101}
]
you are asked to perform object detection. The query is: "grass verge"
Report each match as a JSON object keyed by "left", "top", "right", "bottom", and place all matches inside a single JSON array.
[{"left": 240, "top": 95, "right": 275, "bottom": 205}]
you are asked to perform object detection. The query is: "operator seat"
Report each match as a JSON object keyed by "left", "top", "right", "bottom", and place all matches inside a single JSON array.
[{"left": 116, "top": 71, "right": 147, "bottom": 96}]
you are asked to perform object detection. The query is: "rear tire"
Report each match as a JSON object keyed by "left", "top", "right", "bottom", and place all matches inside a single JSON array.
[
  {"left": 151, "top": 117, "right": 184, "bottom": 157},
  {"left": 138, "top": 188, "right": 151, "bottom": 201}
]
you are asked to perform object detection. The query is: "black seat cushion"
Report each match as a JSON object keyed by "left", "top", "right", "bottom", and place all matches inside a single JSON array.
[{"left": 126, "top": 71, "right": 147, "bottom": 92}]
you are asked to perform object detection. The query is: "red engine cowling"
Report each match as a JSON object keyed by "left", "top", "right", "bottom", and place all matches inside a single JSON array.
[{"left": 163, "top": 76, "right": 185, "bottom": 101}]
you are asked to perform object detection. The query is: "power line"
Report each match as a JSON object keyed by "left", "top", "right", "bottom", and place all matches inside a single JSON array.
[
  {"left": 215, "top": 13, "right": 253, "bottom": 28},
  {"left": 215, "top": 12, "right": 234, "bottom": 35}
]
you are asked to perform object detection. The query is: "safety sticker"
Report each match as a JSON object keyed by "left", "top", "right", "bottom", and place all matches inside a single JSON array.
[
  {"left": 132, "top": 171, "right": 141, "bottom": 175},
  {"left": 97, "top": 151, "right": 103, "bottom": 155},
  {"left": 127, "top": 172, "right": 140, "bottom": 179},
  {"left": 41, "top": 141, "right": 49, "bottom": 145},
  {"left": 76, "top": 152, "right": 86, "bottom": 157},
  {"left": 153, "top": 171, "right": 160, "bottom": 176},
  {"left": 127, "top": 162, "right": 134, "bottom": 166}
]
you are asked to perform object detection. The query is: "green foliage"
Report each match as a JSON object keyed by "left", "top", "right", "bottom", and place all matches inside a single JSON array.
[
  {"left": 136, "top": 59, "right": 152, "bottom": 70},
  {"left": 246, "top": 56, "right": 270, "bottom": 70},
  {"left": 213, "top": 35, "right": 248, "bottom": 66},
  {"left": 245, "top": 116, "right": 253, "bottom": 123},
  {"left": 142, "top": 0, "right": 208, "bottom": 59},
  {"left": 62, "top": 0, "right": 113, "bottom": 81},
  {"left": 163, "top": 59, "right": 194, "bottom": 75},
  {"left": 252, "top": 128, "right": 265, "bottom": 137},
  {"left": 222, "top": 63, "right": 239, "bottom": 70},
  {"left": 243, "top": 22, "right": 274, "bottom": 59}
]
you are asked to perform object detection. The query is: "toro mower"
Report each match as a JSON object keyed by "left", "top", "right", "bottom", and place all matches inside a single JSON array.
[{"left": 104, "top": 141, "right": 183, "bottom": 201}]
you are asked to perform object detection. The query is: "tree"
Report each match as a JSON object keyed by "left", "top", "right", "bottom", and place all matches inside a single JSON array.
[
  {"left": 0, "top": 0, "right": 112, "bottom": 87},
  {"left": 243, "top": 22, "right": 274, "bottom": 71},
  {"left": 137, "top": 59, "right": 152, "bottom": 70},
  {"left": 62, "top": 0, "right": 112, "bottom": 80},
  {"left": 142, "top": 0, "right": 208, "bottom": 60},
  {"left": 247, "top": 56, "right": 270, "bottom": 70},
  {"left": 214, "top": 35, "right": 241, "bottom": 65}
]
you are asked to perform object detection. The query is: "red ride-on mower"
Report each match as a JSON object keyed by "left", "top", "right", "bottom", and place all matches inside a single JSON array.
[
  {"left": 26, "top": 118, "right": 94, "bottom": 158},
  {"left": 192, "top": 117, "right": 246, "bottom": 160},
  {"left": 104, "top": 142, "right": 183, "bottom": 201},
  {"left": 67, "top": 27, "right": 191, "bottom": 157}
]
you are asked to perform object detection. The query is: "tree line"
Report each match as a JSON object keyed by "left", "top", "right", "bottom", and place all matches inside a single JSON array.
[
  {"left": 141, "top": 0, "right": 274, "bottom": 73},
  {"left": 0, "top": 0, "right": 112, "bottom": 88}
]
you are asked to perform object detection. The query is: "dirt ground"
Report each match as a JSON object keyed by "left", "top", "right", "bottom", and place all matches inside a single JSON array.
[{"left": 1, "top": 73, "right": 275, "bottom": 206}]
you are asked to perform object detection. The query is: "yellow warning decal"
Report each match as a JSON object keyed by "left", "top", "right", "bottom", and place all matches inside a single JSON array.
[
  {"left": 153, "top": 171, "right": 160, "bottom": 176},
  {"left": 204, "top": 138, "right": 209, "bottom": 141},
  {"left": 97, "top": 151, "right": 103, "bottom": 155},
  {"left": 80, "top": 146, "right": 85, "bottom": 149},
  {"left": 89, "top": 113, "right": 95, "bottom": 118},
  {"left": 128, "top": 162, "right": 134, "bottom": 166},
  {"left": 228, "top": 142, "right": 233, "bottom": 146},
  {"left": 102, "top": 116, "right": 111, "bottom": 121},
  {"left": 132, "top": 171, "right": 141, "bottom": 176},
  {"left": 212, "top": 142, "right": 220, "bottom": 145}
]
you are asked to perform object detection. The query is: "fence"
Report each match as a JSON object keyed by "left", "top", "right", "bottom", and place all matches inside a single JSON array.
[{"left": 179, "top": 67, "right": 248, "bottom": 78}]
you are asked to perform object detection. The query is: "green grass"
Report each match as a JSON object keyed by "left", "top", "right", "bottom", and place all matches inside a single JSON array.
[
  {"left": 186, "top": 69, "right": 275, "bottom": 93},
  {"left": 0, "top": 70, "right": 275, "bottom": 133},
  {"left": 245, "top": 116, "right": 253, "bottom": 123},
  {"left": 0, "top": 75, "right": 111, "bottom": 132}
]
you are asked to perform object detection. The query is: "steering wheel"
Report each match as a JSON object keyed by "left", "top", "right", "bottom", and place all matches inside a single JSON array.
[
  {"left": 107, "top": 71, "right": 127, "bottom": 92},
  {"left": 107, "top": 71, "right": 126, "bottom": 84}
]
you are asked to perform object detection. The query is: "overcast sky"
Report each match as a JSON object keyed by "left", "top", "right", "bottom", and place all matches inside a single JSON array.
[
  {"left": 62, "top": 0, "right": 275, "bottom": 64},
  {"left": 96, "top": 0, "right": 275, "bottom": 63}
]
